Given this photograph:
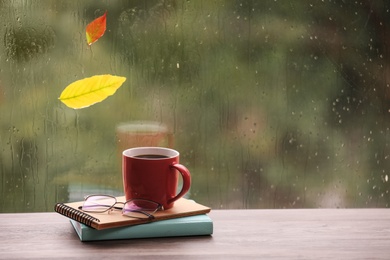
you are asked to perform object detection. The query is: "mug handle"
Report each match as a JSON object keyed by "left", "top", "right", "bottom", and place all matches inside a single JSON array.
[{"left": 168, "top": 163, "right": 191, "bottom": 204}]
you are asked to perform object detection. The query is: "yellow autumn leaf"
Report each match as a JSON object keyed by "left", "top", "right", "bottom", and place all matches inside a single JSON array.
[{"left": 59, "top": 75, "right": 126, "bottom": 109}]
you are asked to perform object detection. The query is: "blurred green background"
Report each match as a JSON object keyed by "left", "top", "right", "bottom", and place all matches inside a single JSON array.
[{"left": 1, "top": 0, "right": 390, "bottom": 212}]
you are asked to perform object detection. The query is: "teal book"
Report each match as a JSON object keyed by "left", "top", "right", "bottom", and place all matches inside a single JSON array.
[{"left": 70, "top": 214, "right": 213, "bottom": 241}]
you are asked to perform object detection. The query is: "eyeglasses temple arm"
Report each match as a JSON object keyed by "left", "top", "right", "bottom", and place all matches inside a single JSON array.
[{"left": 123, "top": 209, "right": 155, "bottom": 219}]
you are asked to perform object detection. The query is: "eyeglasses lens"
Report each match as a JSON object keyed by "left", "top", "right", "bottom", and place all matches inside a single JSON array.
[
  {"left": 123, "top": 199, "right": 160, "bottom": 218},
  {"left": 82, "top": 195, "right": 116, "bottom": 212}
]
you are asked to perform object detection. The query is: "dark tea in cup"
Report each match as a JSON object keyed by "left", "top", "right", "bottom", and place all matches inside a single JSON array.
[{"left": 134, "top": 154, "right": 170, "bottom": 159}]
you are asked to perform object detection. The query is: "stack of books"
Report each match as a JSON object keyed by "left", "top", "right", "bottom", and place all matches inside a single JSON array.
[{"left": 54, "top": 196, "right": 213, "bottom": 242}]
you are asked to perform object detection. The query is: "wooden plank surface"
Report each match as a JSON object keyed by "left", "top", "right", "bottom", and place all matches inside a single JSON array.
[{"left": 0, "top": 209, "right": 389, "bottom": 259}]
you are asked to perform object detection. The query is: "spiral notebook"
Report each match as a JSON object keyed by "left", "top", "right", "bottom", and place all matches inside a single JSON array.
[{"left": 54, "top": 196, "right": 211, "bottom": 230}]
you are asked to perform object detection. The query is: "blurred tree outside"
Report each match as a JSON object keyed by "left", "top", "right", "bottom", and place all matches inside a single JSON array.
[{"left": 1, "top": 0, "right": 390, "bottom": 212}]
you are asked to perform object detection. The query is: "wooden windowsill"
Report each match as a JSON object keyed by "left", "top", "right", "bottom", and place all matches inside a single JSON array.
[{"left": 1, "top": 209, "right": 389, "bottom": 259}]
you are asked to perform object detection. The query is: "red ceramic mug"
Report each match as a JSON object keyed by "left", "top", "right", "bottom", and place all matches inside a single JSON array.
[{"left": 122, "top": 147, "right": 191, "bottom": 210}]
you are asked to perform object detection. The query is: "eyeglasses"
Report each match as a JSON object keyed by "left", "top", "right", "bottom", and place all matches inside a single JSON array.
[{"left": 78, "top": 194, "right": 163, "bottom": 220}]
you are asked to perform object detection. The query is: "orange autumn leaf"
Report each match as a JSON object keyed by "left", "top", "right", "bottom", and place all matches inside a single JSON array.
[{"left": 86, "top": 11, "right": 107, "bottom": 46}]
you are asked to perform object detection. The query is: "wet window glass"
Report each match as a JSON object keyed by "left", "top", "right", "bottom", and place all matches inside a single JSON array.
[{"left": 1, "top": 1, "right": 390, "bottom": 212}]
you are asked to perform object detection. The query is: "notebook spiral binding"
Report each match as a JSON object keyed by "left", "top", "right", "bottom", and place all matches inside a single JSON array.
[{"left": 54, "top": 203, "right": 100, "bottom": 228}]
